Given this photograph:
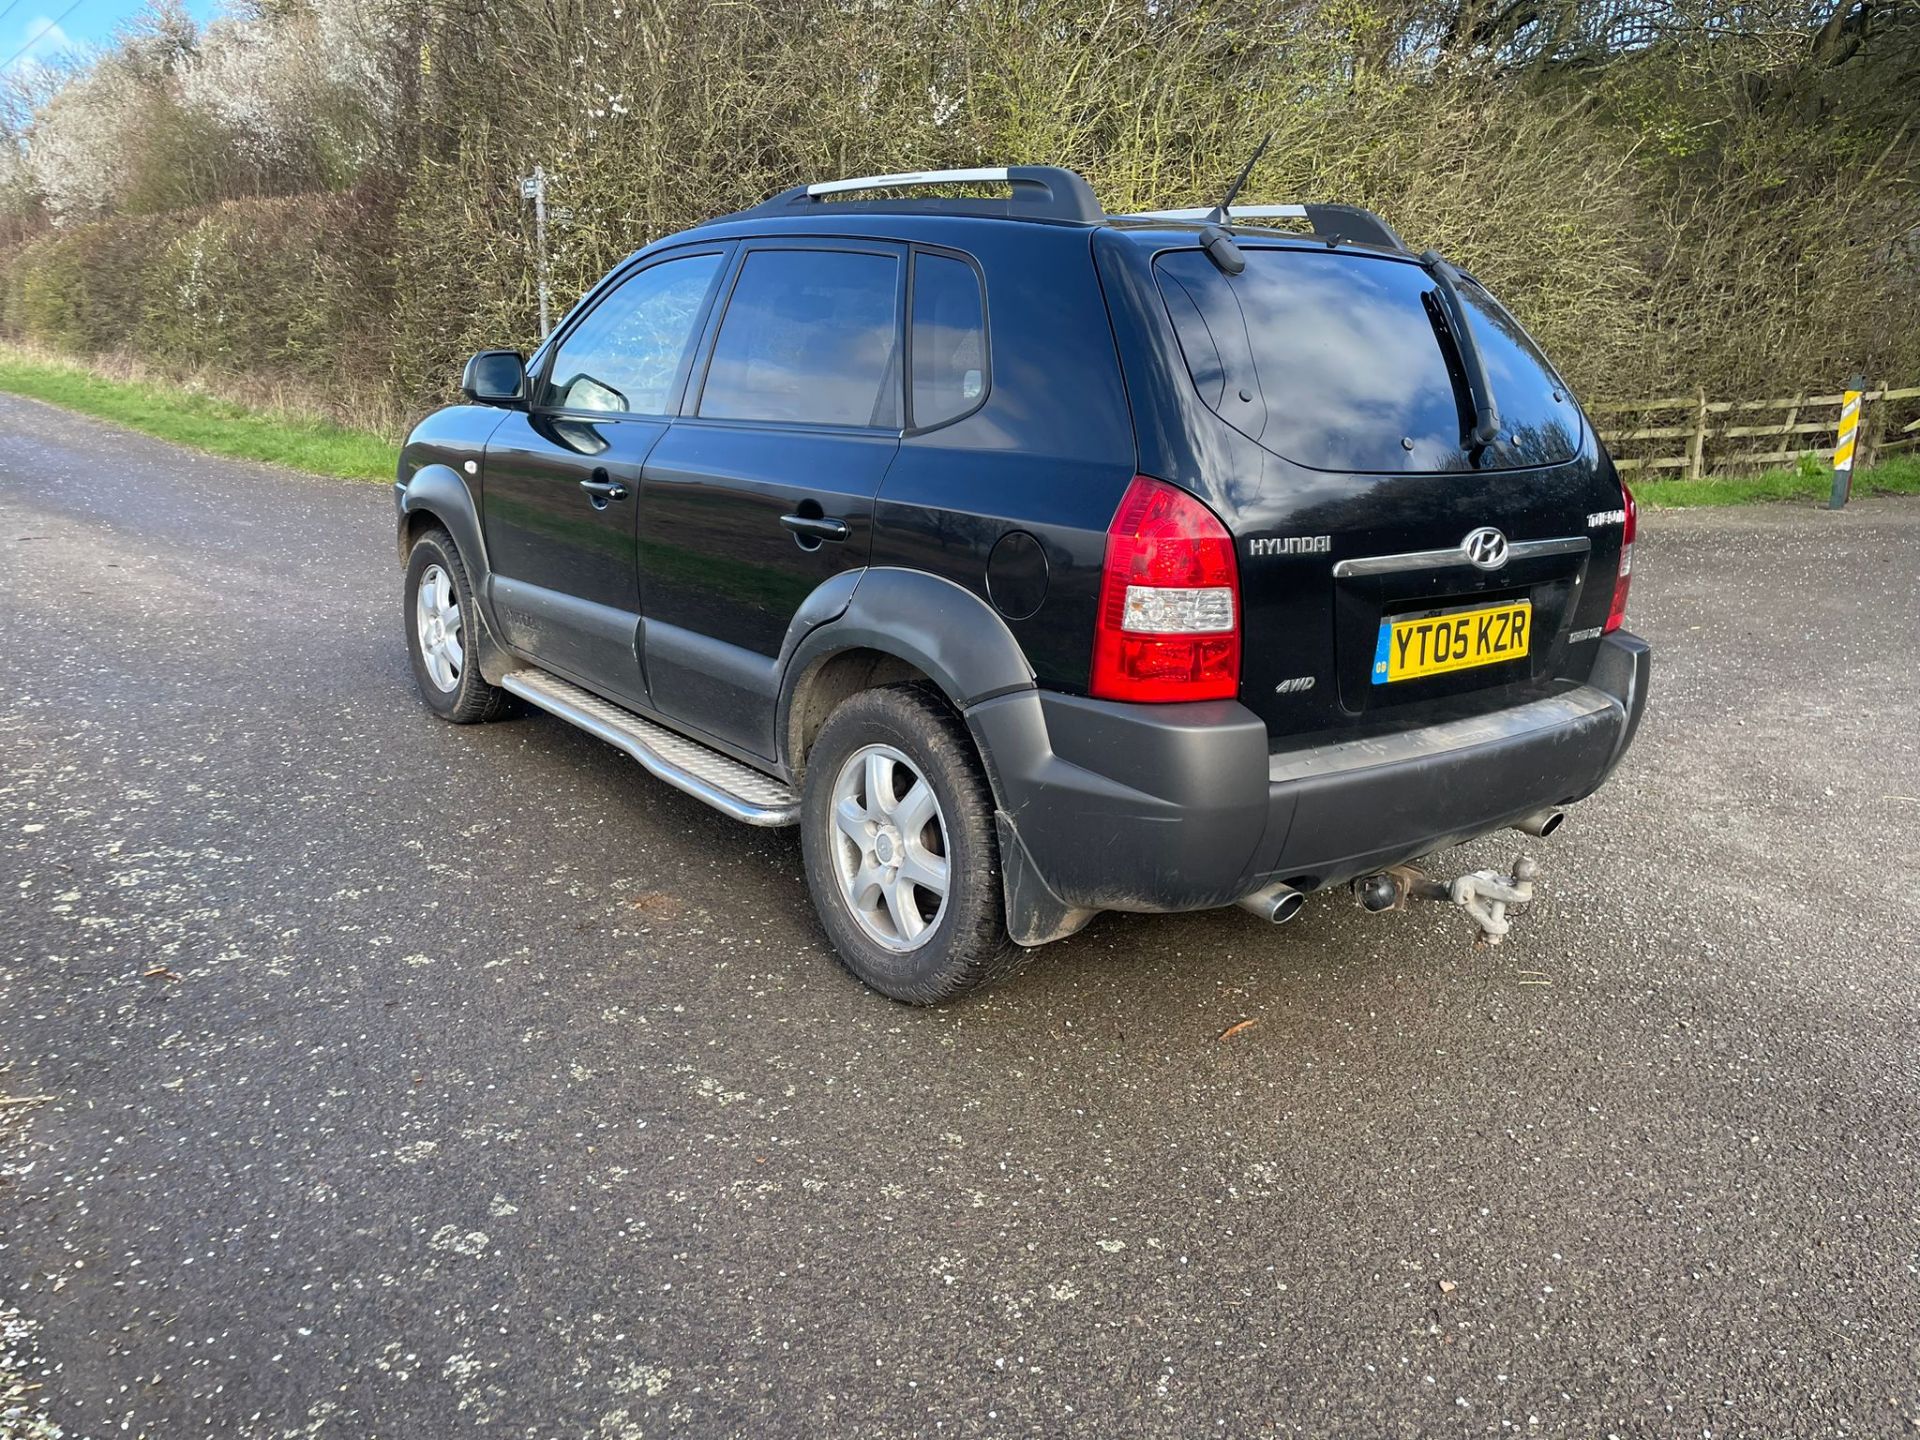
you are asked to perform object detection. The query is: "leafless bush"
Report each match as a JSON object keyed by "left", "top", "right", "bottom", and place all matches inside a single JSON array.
[{"left": 1, "top": 0, "right": 1915, "bottom": 427}]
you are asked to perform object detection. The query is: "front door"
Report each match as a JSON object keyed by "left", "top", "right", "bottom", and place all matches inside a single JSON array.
[
  {"left": 638, "top": 241, "right": 907, "bottom": 756},
  {"left": 481, "top": 245, "right": 730, "bottom": 705}
]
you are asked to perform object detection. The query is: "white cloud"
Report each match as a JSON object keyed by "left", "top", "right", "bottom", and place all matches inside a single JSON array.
[{"left": 9, "top": 17, "right": 76, "bottom": 69}]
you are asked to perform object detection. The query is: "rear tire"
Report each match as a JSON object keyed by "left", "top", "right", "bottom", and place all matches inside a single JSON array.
[
  {"left": 405, "top": 527, "right": 509, "bottom": 723},
  {"left": 800, "top": 685, "right": 1022, "bottom": 1004}
]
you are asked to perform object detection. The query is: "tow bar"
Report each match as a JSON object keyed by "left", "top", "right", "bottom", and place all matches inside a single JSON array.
[{"left": 1353, "top": 854, "right": 1540, "bottom": 946}]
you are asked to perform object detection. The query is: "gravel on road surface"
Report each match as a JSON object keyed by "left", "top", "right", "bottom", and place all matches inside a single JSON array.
[{"left": 3, "top": 391, "right": 1918, "bottom": 1439}]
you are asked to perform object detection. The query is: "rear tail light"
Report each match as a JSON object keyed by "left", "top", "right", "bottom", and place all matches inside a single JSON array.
[
  {"left": 1090, "top": 475, "right": 1241, "bottom": 702},
  {"left": 1604, "top": 479, "right": 1636, "bottom": 633}
]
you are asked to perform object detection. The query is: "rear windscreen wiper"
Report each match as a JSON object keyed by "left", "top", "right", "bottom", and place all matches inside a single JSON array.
[{"left": 1420, "top": 250, "right": 1501, "bottom": 451}]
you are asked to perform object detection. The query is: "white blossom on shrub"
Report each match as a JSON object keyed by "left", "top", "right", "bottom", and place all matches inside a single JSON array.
[
  {"left": 19, "top": 0, "right": 405, "bottom": 219},
  {"left": 23, "top": 66, "right": 140, "bottom": 221},
  {"left": 179, "top": 0, "right": 401, "bottom": 174}
]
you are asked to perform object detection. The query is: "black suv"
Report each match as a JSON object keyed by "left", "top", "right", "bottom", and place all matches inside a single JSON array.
[{"left": 394, "top": 165, "right": 1649, "bottom": 1003}]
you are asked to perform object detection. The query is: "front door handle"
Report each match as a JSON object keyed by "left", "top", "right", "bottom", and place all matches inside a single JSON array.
[
  {"left": 780, "top": 513, "right": 850, "bottom": 543},
  {"left": 580, "top": 473, "right": 629, "bottom": 507}
]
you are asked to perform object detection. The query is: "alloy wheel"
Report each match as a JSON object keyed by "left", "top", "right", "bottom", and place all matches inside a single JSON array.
[
  {"left": 415, "top": 563, "right": 463, "bottom": 692},
  {"left": 829, "top": 744, "right": 951, "bottom": 951}
]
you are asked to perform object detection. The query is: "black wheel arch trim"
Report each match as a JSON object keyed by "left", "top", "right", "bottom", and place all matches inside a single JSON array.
[
  {"left": 396, "top": 467, "right": 490, "bottom": 567},
  {"left": 395, "top": 467, "right": 515, "bottom": 683},
  {"left": 775, "top": 567, "right": 1037, "bottom": 770}
]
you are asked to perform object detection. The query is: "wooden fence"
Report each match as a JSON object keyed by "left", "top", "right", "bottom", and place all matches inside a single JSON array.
[{"left": 1591, "top": 383, "right": 1920, "bottom": 478}]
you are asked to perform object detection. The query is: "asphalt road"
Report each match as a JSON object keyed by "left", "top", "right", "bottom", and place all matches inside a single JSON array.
[{"left": 3, "top": 392, "right": 1918, "bottom": 1440}]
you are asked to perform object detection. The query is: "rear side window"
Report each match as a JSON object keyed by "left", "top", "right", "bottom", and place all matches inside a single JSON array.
[
  {"left": 910, "top": 253, "right": 987, "bottom": 428},
  {"left": 544, "top": 251, "right": 722, "bottom": 414},
  {"left": 699, "top": 249, "right": 901, "bottom": 428},
  {"left": 1154, "top": 248, "right": 1579, "bottom": 473}
]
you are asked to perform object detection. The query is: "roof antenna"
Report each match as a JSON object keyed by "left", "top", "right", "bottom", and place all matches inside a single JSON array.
[{"left": 1209, "top": 130, "right": 1274, "bottom": 223}]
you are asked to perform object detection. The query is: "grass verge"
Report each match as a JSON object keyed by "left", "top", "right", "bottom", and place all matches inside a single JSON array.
[
  {"left": 1633, "top": 455, "right": 1920, "bottom": 508},
  {"left": 0, "top": 347, "right": 398, "bottom": 481}
]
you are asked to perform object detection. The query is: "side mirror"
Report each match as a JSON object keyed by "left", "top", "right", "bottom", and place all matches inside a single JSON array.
[{"left": 461, "top": 350, "right": 527, "bottom": 406}]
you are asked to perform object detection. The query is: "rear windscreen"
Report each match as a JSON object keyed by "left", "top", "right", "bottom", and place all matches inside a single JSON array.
[{"left": 1154, "top": 247, "right": 1580, "bottom": 473}]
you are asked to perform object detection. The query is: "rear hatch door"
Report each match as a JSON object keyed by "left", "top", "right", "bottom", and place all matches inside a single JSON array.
[{"left": 1138, "top": 238, "right": 1623, "bottom": 740}]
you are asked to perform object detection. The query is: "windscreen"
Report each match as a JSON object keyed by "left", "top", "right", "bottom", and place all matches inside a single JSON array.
[{"left": 1155, "top": 247, "right": 1580, "bottom": 473}]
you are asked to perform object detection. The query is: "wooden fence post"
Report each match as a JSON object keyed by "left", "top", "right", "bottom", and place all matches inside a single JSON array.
[
  {"left": 1687, "top": 388, "right": 1709, "bottom": 480},
  {"left": 1860, "top": 377, "right": 1889, "bottom": 471}
]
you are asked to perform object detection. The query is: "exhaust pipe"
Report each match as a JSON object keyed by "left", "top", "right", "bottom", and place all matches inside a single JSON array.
[
  {"left": 1354, "top": 863, "right": 1451, "bottom": 912},
  {"left": 1513, "top": 807, "right": 1566, "bottom": 838},
  {"left": 1237, "top": 881, "right": 1306, "bottom": 925}
]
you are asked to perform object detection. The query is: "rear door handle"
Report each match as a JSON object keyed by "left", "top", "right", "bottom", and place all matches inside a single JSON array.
[{"left": 780, "top": 513, "right": 850, "bottom": 543}]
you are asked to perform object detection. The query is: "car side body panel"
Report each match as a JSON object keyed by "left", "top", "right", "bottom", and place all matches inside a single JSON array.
[{"left": 863, "top": 223, "right": 1137, "bottom": 696}]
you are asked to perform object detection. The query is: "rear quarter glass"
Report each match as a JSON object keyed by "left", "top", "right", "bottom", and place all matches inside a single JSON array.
[{"left": 1153, "top": 247, "right": 1581, "bottom": 474}]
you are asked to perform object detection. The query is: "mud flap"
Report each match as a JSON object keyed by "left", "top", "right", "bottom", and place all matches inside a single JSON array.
[
  {"left": 995, "top": 812, "right": 1098, "bottom": 947},
  {"left": 471, "top": 593, "right": 518, "bottom": 687}
]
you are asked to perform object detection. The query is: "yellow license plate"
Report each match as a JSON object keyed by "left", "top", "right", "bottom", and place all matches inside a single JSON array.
[{"left": 1373, "top": 600, "right": 1531, "bottom": 684}]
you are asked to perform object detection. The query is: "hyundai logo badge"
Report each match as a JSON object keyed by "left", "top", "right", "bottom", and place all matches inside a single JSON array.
[{"left": 1463, "top": 527, "right": 1509, "bottom": 570}]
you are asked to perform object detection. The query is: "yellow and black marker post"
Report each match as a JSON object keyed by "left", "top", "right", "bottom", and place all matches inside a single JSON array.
[{"left": 1829, "top": 374, "right": 1865, "bottom": 510}]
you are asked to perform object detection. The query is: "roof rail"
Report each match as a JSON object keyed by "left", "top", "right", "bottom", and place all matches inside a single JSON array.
[
  {"left": 1118, "top": 201, "right": 1406, "bottom": 252},
  {"left": 735, "top": 165, "right": 1105, "bottom": 225},
  {"left": 1122, "top": 204, "right": 1307, "bottom": 222}
]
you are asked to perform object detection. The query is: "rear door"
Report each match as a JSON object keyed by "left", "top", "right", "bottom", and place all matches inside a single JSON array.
[
  {"left": 637, "top": 240, "right": 906, "bottom": 757},
  {"left": 482, "top": 245, "right": 729, "bottom": 706},
  {"left": 1140, "top": 241, "right": 1620, "bottom": 741}
]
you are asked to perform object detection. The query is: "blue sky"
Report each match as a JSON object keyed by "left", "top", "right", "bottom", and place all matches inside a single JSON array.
[{"left": 4, "top": 0, "right": 225, "bottom": 76}]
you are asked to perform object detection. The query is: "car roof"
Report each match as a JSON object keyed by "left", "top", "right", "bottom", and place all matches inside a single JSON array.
[
  {"left": 591, "top": 170, "right": 1414, "bottom": 297},
  {"left": 653, "top": 167, "right": 1407, "bottom": 253}
]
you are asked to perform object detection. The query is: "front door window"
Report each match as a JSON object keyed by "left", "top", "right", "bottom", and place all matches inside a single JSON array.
[{"left": 543, "top": 252, "right": 724, "bottom": 416}]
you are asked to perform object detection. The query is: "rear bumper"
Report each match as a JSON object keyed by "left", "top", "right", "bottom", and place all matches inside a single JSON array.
[{"left": 968, "top": 631, "right": 1650, "bottom": 944}]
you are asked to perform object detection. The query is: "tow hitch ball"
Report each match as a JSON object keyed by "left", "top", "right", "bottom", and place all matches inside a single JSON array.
[{"left": 1354, "top": 854, "right": 1541, "bottom": 946}]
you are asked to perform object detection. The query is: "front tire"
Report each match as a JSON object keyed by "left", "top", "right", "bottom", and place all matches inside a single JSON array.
[
  {"left": 801, "top": 685, "right": 1022, "bottom": 1004},
  {"left": 404, "top": 527, "right": 508, "bottom": 723}
]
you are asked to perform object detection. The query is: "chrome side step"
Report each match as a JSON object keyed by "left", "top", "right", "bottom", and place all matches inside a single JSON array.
[{"left": 500, "top": 669, "right": 799, "bottom": 827}]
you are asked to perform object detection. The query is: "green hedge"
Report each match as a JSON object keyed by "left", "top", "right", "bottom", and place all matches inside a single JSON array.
[{"left": 0, "top": 190, "right": 395, "bottom": 418}]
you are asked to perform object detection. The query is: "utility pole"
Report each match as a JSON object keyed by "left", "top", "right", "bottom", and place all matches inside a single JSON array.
[{"left": 520, "top": 165, "right": 552, "bottom": 339}]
